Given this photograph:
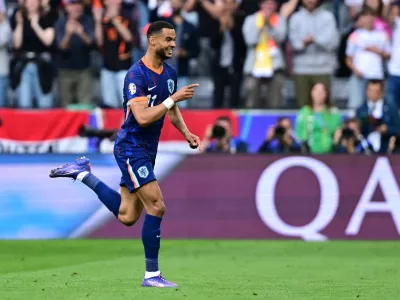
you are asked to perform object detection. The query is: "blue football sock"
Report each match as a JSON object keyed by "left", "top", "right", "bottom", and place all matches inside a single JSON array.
[
  {"left": 80, "top": 173, "right": 121, "bottom": 217},
  {"left": 142, "top": 214, "right": 162, "bottom": 272}
]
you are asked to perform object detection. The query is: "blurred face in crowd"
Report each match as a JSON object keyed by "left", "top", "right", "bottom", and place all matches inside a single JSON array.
[
  {"left": 170, "top": 0, "right": 184, "bottom": 13},
  {"left": 366, "top": 82, "right": 383, "bottom": 102},
  {"left": 66, "top": 2, "right": 84, "bottom": 20},
  {"left": 24, "top": 0, "right": 41, "bottom": 13},
  {"left": 358, "top": 12, "right": 375, "bottom": 29},
  {"left": 279, "top": 118, "right": 293, "bottom": 134},
  {"left": 302, "top": 0, "right": 319, "bottom": 12},
  {"left": 224, "top": 0, "right": 237, "bottom": 14},
  {"left": 311, "top": 83, "right": 328, "bottom": 107},
  {"left": 260, "top": 0, "right": 277, "bottom": 17},
  {"left": 365, "top": 0, "right": 381, "bottom": 12},
  {"left": 216, "top": 119, "right": 232, "bottom": 139},
  {"left": 391, "top": 4, "right": 400, "bottom": 17},
  {"left": 150, "top": 28, "right": 176, "bottom": 59}
]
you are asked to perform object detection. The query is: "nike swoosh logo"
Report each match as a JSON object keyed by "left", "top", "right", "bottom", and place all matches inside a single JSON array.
[
  {"left": 64, "top": 170, "right": 80, "bottom": 175},
  {"left": 156, "top": 235, "right": 161, "bottom": 238},
  {"left": 148, "top": 86, "right": 157, "bottom": 91}
]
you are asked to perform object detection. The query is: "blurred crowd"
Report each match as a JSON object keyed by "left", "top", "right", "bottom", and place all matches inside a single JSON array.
[
  {"left": 0, "top": 0, "right": 399, "bottom": 111},
  {"left": 204, "top": 79, "right": 400, "bottom": 155}
]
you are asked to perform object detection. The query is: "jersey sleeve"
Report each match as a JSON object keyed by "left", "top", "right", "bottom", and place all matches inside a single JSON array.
[{"left": 124, "top": 69, "right": 148, "bottom": 104}]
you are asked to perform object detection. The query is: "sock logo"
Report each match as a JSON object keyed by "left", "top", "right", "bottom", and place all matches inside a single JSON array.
[
  {"left": 138, "top": 166, "right": 149, "bottom": 178},
  {"left": 156, "top": 235, "right": 161, "bottom": 238}
]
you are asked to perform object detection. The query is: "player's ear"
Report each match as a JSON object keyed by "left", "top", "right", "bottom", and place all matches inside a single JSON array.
[{"left": 149, "top": 35, "right": 156, "bottom": 46}]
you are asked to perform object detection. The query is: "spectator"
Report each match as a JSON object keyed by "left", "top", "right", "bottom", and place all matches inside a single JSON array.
[
  {"left": 345, "top": 7, "right": 391, "bottom": 109},
  {"left": 366, "top": 0, "right": 391, "bottom": 37},
  {"left": 258, "top": 116, "right": 302, "bottom": 153},
  {"left": 242, "top": 0, "right": 292, "bottom": 109},
  {"left": 211, "top": 0, "right": 246, "bottom": 108},
  {"left": 356, "top": 79, "right": 400, "bottom": 153},
  {"left": 295, "top": 82, "right": 343, "bottom": 154},
  {"left": 11, "top": 0, "right": 56, "bottom": 108},
  {"left": 184, "top": 0, "right": 226, "bottom": 76},
  {"left": 203, "top": 116, "right": 248, "bottom": 154},
  {"left": 289, "top": 0, "right": 339, "bottom": 108},
  {"left": 345, "top": 0, "right": 392, "bottom": 36},
  {"left": 93, "top": 0, "right": 134, "bottom": 108},
  {"left": 333, "top": 117, "right": 373, "bottom": 154},
  {"left": 56, "top": 0, "right": 94, "bottom": 107},
  {"left": 0, "top": 2, "right": 11, "bottom": 108},
  {"left": 387, "top": 0, "right": 400, "bottom": 108},
  {"left": 163, "top": 0, "right": 200, "bottom": 108},
  {"left": 148, "top": 0, "right": 173, "bottom": 22},
  {"left": 388, "top": 135, "right": 400, "bottom": 154}
]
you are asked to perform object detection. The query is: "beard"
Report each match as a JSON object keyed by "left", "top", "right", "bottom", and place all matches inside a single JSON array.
[{"left": 156, "top": 47, "right": 171, "bottom": 60}]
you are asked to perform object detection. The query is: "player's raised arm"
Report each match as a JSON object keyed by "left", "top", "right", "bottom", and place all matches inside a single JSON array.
[{"left": 130, "top": 84, "right": 199, "bottom": 127}]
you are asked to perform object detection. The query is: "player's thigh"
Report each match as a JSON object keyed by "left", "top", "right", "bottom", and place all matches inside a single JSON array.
[
  {"left": 118, "top": 186, "right": 144, "bottom": 225},
  {"left": 115, "top": 151, "right": 162, "bottom": 215},
  {"left": 135, "top": 180, "right": 165, "bottom": 217}
]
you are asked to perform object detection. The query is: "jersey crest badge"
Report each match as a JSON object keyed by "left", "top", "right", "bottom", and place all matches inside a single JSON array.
[
  {"left": 167, "top": 79, "right": 174, "bottom": 94},
  {"left": 128, "top": 83, "right": 136, "bottom": 95},
  {"left": 138, "top": 166, "right": 149, "bottom": 178}
]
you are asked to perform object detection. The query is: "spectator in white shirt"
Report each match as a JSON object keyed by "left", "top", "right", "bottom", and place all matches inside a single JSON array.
[
  {"left": 345, "top": 7, "right": 391, "bottom": 109},
  {"left": 387, "top": 0, "right": 400, "bottom": 108}
]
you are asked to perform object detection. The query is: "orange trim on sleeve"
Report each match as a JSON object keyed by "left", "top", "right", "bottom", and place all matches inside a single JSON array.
[
  {"left": 141, "top": 56, "right": 163, "bottom": 75},
  {"left": 128, "top": 97, "right": 148, "bottom": 104}
]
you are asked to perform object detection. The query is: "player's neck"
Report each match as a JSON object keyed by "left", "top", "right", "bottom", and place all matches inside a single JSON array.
[{"left": 143, "top": 53, "right": 163, "bottom": 71}]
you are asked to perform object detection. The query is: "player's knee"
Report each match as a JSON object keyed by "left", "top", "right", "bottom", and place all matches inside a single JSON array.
[
  {"left": 149, "top": 197, "right": 165, "bottom": 217},
  {"left": 118, "top": 214, "right": 138, "bottom": 227}
]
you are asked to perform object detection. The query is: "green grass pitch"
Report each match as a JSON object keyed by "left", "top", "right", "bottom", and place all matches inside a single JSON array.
[{"left": 0, "top": 240, "right": 399, "bottom": 300}]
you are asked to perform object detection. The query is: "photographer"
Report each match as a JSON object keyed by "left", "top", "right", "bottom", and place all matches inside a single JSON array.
[
  {"left": 203, "top": 116, "right": 248, "bottom": 154},
  {"left": 258, "top": 117, "right": 302, "bottom": 154},
  {"left": 333, "top": 118, "right": 373, "bottom": 155}
]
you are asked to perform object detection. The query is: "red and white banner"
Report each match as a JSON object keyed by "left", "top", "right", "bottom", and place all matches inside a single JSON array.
[
  {"left": 0, "top": 109, "right": 89, "bottom": 153},
  {"left": 0, "top": 109, "right": 237, "bottom": 153}
]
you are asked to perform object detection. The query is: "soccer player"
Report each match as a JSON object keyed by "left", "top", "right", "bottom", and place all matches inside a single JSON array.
[{"left": 49, "top": 21, "right": 201, "bottom": 288}]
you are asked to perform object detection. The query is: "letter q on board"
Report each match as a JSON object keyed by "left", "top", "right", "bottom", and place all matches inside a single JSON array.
[{"left": 255, "top": 157, "right": 340, "bottom": 241}]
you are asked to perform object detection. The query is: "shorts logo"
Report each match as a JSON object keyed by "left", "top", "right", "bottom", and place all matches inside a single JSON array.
[
  {"left": 128, "top": 83, "right": 136, "bottom": 95},
  {"left": 167, "top": 79, "right": 174, "bottom": 94},
  {"left": 138, "top": 166, "right": 149, "bottom": 178}
]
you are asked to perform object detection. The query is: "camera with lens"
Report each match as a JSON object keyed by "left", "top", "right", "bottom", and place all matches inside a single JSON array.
[
  {"left": 78, "top": 126, "right": 118, "bottom": 141},
  {"left": 211, "top": 125, "right": 226, "bottom": 140},
  {"left": 341, "top": 128, "right": 356, "bottom": 140},
  {"left": 274, "top": 126, "right": 286, "bottom": 139}
]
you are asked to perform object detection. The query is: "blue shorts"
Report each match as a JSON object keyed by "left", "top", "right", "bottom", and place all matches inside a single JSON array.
[{"left": 114, "top": 150, "right": 156, "bottom": 193}]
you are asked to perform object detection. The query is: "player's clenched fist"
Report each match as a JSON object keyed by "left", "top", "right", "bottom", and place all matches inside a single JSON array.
[{"left": 170, "top": 84, "right": 199, "bottom": 102}]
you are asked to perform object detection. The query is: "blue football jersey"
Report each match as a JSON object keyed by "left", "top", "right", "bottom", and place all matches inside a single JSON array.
[{"left": 114, "top": 58, "right": 178, "bottom": 159}]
